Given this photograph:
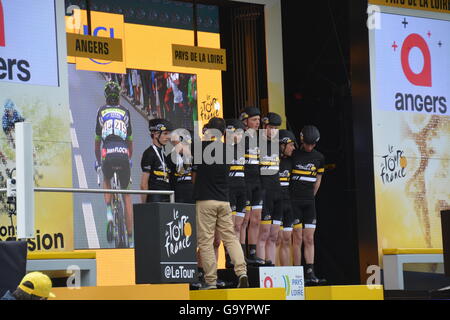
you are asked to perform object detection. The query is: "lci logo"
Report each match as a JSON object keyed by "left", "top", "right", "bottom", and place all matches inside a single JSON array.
[
  {"left": 83, "top": 25, "right": 114, "bottom": 65},
  {"left": 0, "top": 0, "right": 5, "bottom": 47}
]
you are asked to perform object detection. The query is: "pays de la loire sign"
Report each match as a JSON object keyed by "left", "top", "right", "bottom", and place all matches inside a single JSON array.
[{"left": 172, "top": 44, "right": 226, "bottom": 71}]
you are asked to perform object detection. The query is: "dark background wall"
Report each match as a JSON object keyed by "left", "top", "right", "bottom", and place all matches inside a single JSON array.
[{"left": 281, "top": 0, "right": 378, "bottom": 284}]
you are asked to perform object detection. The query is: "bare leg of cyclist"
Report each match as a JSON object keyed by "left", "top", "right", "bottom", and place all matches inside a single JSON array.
[
  {"left": 265, "top": 224, "right": 280, "bottom": 264},
  {"left": 123, "top": 194, "right": 133, "bottom": 237},
  {"left": 256, "top": 222, "right": 270, "bottom": 261},
  {"left": 292, "top": 227, "right": 303, "bottom": 266},
  {"left": 280, "top": 230, "right": 293, "bottom": 266},
  {"left": 248, "top": 208, "right": 262, "bottom": 260}
]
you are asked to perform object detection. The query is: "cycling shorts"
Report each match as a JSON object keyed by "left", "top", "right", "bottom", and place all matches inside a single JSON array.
[
  {"left": 245, "top": 181, "right": 263, "bottom": 211},
  {"left": 291, "top": 199, "right": 317, "bottom": 229},
  {"left": 229, "top": 185, "right": 247, "bottom": 218},
  {"left": 102, "top": 154, "right": 130, "bottom": 189},
  {"left": 281, "top": 199, "right": 294, "bottom": 231},
  {"left": 261, "top": 189, "right": 283, "bottom": 225}
]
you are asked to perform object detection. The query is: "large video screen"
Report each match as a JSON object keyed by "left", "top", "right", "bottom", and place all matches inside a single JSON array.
[
  {"left": 66, "top": 8, "right": 222, "bottom": 249},
  {"left": 369, "top": 12, "right": 450, "bottom": 257}
]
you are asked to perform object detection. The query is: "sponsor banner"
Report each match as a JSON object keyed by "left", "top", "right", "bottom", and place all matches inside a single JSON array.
[
  {"left": 0, "top": 0, "right": 59, "bottom": 86},
  {"left": 259, "top": 266, "right": 304, "bottom": 300},
  {"left": 0, "top": 0, "right": 73, "bottom": 251},
  {"left": 172, "top": 44, "right": 227, "bottom": 71},
  {"left": 372, "top": 13, "right": 449, "bottom": 116},
  {"left": 66, "top": 33, "right": 123, "bottom": 62},
  {"left": 369, "top": 0, "right": 450, "bottom": 14},
  {"left": 370, "top": 12, "right": 450, "bottom": 261},
  {"left": 66, "top": 9, "right": 126, "bottom": 74}
]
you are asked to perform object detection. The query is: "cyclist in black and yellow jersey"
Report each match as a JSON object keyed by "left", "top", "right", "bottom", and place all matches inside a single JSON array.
[
  {"left": 278, "top": 130, "right": 297, "bottom": 266},
  {"left": 239, "top": 107, "right": 264, "bottom": 265},
  {"left": 224, "top": 119, "right": 247, "bottom": 267},
  {"left": 257, "top": 112, "right": 282, "bottom": 266},
  {"left": 290, "top": 125, "right": 326, "bottom": 285},
  {"left": 140, "top": 118, "right": 173, "bottom": 203}
]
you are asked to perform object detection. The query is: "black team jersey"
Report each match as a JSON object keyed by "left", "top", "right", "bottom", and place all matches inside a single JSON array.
[
  {"left": 243, "top": 131, "right": 260, "bottom": 182},
  {"left": 279, "top": 156, "right": 292, "bottom": 200},
  {"left": 193, "top": 140, "right": 230, "bottom": 202},
  {"left": 141, "top": 145, "right": 172, "bottom": 191},
  {"left": 259, "top": 136, "right": 280, "bottom": 189},
  {"left": 228, "top": 142, "right": 246, "bottom": 186},
  {"left": 290, "top": 148, "right": 325, "bottom": 200}
]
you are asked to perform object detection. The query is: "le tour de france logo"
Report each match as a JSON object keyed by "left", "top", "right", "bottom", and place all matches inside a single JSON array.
[
  {"left": 164, "top": 209, "right": 193, "bottom": 258},
  {"left": 394, "top": 26, "right": 447, "bottom": 114},
  {"left": 380, "top": 145, "right": 407, "bottom": 184}
]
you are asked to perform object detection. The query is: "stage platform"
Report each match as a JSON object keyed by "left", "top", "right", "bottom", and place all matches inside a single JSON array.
[
  {"left": 305, "top": 285, "right": 384, "bottom": 300},
  {"left": 49, "top": 283, "right": 190, "bottom": 300},
  {"left": 190, "top": 288, "right": 286, "bottom": 300}
]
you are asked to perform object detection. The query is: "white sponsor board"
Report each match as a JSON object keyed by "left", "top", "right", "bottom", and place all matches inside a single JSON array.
[
  {"left": 0, "top": 0, "right": 59, "bottom": 86},
  {"left": 371, "top": 13, "right": 450, "bottom": 116},
  {"left": 259, "top": 266, "right": 304, "bottom": 300}
]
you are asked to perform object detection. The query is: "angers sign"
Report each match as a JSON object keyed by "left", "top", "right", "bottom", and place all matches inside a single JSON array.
[
  {"left": 371, "top": 14, "right": 449, "bottom": 115},
  {"left": 66, "top": 33, "right": 123, "bottom": 62}
]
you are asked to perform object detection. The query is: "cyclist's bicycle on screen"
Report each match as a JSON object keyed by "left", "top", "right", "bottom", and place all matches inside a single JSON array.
[{"left": 97, "top": 167, "right": 129, "bottom": 249}]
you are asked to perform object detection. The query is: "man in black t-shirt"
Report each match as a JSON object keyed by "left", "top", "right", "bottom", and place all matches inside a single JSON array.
[
  {"left": 193, "top": 117, "right": 248, "bottom": 290},
  {"left": 140, "top": 119, "right": 173, "bottom": 203},
  {"left": 290, "top": 125, "right": 326, "bottom": 285}
]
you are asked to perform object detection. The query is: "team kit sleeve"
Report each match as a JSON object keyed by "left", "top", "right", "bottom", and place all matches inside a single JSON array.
[
  {"left": 126, "top": 109, "right": 133, "bottom": 141},
  {"left": 95, "top": 110, "right": 102, "bottom": 141},
  {"left": 141, "top": 149, "right": 153, "bottom": 173}
]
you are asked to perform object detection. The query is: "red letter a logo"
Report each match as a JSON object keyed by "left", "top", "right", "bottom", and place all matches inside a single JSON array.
[{"left": 0, "top": 0, "right": 5, "bottom": 47}]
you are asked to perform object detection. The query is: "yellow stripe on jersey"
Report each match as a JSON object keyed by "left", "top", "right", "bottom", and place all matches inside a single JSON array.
[
  {"left": 317, "top": 168, "right": 325, "bottom": 173},
  {"left": 279, "top": 177, "right": 289, "bottom": 181},
  {"left": 245, "top": 154, "right": 258, "bottom": 159},
  {"left": 292, "top": 169, "right": 312, "bottom": 175},
  {"left": 230, "top": 165, "right": 245, "bottom": 171},
  {"left": 260, "top": 161, "right": 279, "bottom": 166},
  {"left": 294, "top": 223, "right": 303, "bottom": 229},
  {"left": 153, "top": 170, "right": 168, "bottom": 176}
]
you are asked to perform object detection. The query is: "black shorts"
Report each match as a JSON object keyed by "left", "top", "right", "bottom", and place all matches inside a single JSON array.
[
  {"left": 261, "top": 187, "right": 283, "bottom": 225},
  {"left": 102, "top": 155, "right": 130, "bottom": 189},
  {"left": 175, "top": 182, "right": 194, "bottom": 204},
  {"left": 229, "top": 185, "right": 247, "bottom": 218},
  {"left": 281, "top": 194, "right": 294, "bottom": 230},
  {"left": 245, "top": 181, "right": 263, "bottom": 210},
  {"left": 291, "top": 199, "right": 317, "bottom": 229}
]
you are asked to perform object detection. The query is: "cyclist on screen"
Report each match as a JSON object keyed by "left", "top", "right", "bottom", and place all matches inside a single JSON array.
[
  {"left": 95, "top": 81, "right": 134, "bottom": 247},
  {"left": 2, "top": 99, "right": 25, "bottom": 148}
]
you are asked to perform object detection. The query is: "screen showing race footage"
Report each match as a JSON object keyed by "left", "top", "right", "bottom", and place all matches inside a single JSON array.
[{"left": 68, "top": 64, "right": 197, "bottom": 249}]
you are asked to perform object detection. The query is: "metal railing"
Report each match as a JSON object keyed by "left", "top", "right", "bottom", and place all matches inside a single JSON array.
[{"left": 0, "top": 187, "right": 175, "bottom": 203}]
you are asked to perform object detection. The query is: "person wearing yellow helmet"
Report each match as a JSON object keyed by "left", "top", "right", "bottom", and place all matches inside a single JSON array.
[{"left": 1, "top": 272, "right": 55, "bottom": 300}]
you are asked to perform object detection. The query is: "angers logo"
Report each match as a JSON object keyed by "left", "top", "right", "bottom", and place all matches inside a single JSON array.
[{"left": 392, "top": 18, "right": 447, "bottom": 114}]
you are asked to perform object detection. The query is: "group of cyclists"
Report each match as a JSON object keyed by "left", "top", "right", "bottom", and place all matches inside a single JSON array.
[{"left": 96, "top": 80, "right": 326, "bottom": 286}]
